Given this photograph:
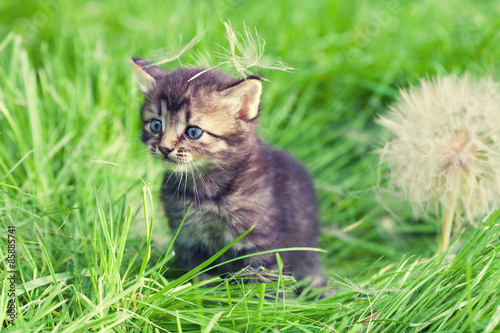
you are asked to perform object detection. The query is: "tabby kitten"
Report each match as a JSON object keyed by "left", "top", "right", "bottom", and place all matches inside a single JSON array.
[{"left": 132, "top": 57, "right": 327, "bottom": 291}]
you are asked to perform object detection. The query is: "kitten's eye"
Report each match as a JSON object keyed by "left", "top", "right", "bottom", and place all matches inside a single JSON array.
[
  {"left": 150, "top": 119, "right": 162, "bottom": 133},
  {"left": 185, "top": 126, "right": 203, "bottom": 140}
]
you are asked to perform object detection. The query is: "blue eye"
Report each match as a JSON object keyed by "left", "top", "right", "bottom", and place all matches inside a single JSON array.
[
  {"left": 185, "top": 126, "right": 203, "bottom": 140},
  {"left": 150, "top": 119, "right": 162, "bottom": 133}
]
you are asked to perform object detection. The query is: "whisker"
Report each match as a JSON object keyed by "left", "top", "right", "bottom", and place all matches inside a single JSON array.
[
  {"left": 193, "top": 157, "right": 218, "bottom": 186},
  {"left": 190, "top": 165, "right": 201, "bottom": 207},
  {"left": 192, "top": 156, "right": 212, "bottom": 197},
  {"left": 144, "top": 157, "right": 152, "bottom": 181},
  {"left": 126, "top": 151, "right": 152, "bottom": 157},
  {"left": 135, "top": 154, "right": 152, "bottom": 170},
  {"left": 165, "top": 159, "right": 181, "bottom": 190},
  {"left": 213, "top": 161, "right": 230, "bottom": 174},
  {"left": 175, "top": 161, "right": 184, "bottom": 197},
  {"left": 191, "top": 157, "right": 224, "bottom": 208},
  {"left": 183, "top": 160, "right": 188, "bottom": 209}
]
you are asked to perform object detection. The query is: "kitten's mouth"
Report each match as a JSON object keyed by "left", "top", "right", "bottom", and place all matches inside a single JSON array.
[{"left": 163, "top": 156, "right": 178, "bottom": 163}]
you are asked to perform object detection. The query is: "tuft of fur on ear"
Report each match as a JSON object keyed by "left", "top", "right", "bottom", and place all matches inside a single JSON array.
[
  {"left": 131, "top": 57, "right": 165, "bottom": 93},
  {"left": 221, "top": 77, "right": 262, "bottom": 121}
]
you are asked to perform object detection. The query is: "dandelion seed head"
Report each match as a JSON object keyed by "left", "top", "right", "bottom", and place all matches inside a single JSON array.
[
  {"left": 378, "top": 74, "right": 500, "bottom": 223},
  {"left": 138, "top": 21, "right": 293, "bottom": 82},
  {"left": 147, "top": 32, "right": 205, "bottom": 68},
  {"left": 219, "top": 20, "right": 294, "bottom": 79}
]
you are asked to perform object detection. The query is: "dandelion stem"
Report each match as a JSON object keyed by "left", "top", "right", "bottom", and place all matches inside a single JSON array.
[{"left": 439, "top": 192, "right": 458, "bottom": 253}]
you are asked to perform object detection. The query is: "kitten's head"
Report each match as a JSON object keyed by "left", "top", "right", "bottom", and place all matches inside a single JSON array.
[{"left": 132, "top": 57, "right": 262, "bottom": 171}]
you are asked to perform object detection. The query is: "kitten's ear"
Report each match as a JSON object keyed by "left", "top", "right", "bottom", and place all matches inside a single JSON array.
[
  {"left": 221, "top": 77, "right": 262, "bottom": 121},
  {"left": 131, "top": 57, "right": 165, "bottom": 93}
]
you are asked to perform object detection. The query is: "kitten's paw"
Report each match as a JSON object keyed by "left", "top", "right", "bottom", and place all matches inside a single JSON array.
[
  {"left": 302, "top": 272, "right": 337, "bottom": 298},
  {"left": 320, "top": 288, "right": 338, "bottom": 298}
]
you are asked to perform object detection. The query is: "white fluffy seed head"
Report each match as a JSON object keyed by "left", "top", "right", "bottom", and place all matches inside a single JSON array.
[
  {"left": 378, "top": 74, "right": 500, "bottom": 223},
  {"left": 219, "top": 20, "right": 294, "bottom": 79}
]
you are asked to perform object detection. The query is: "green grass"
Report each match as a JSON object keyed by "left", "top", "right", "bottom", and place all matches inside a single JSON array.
[{"left": 1, "top": 0, "right": 500, "bottom": 331}]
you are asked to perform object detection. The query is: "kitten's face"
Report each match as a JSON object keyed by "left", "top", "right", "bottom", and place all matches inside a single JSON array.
[
  {"left": 133, "top": 58, "right": 262, "bottom": 171},
  {"left": 141, "top": 88, "right": 238, "bottom": 167}
]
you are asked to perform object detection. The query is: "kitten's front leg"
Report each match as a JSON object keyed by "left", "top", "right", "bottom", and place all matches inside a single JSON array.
[
  {"left": 174, "top": 244, "right": 225, "bottom": 286},
  {"left": 174, "top": 242, "right": 207, "bottom": 266}
]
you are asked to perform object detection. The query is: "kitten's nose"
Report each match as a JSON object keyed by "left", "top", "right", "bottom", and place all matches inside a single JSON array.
[{"left": 159, "top": 146, "right": 173, "bottom": 156}]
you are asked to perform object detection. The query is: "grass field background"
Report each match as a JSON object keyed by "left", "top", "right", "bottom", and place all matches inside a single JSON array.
[{"left": 1, "top": 0, "right": 500, "bottom": 331}]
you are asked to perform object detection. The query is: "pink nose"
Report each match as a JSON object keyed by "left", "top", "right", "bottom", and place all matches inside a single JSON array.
[{"left": 159, "top": 146, "right": 173, "bottom": 156}]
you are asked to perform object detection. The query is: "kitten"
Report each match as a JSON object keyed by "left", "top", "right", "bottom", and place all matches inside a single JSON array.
[{"left": 132, "top": 57, "right": 328, "bottom": 292}]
